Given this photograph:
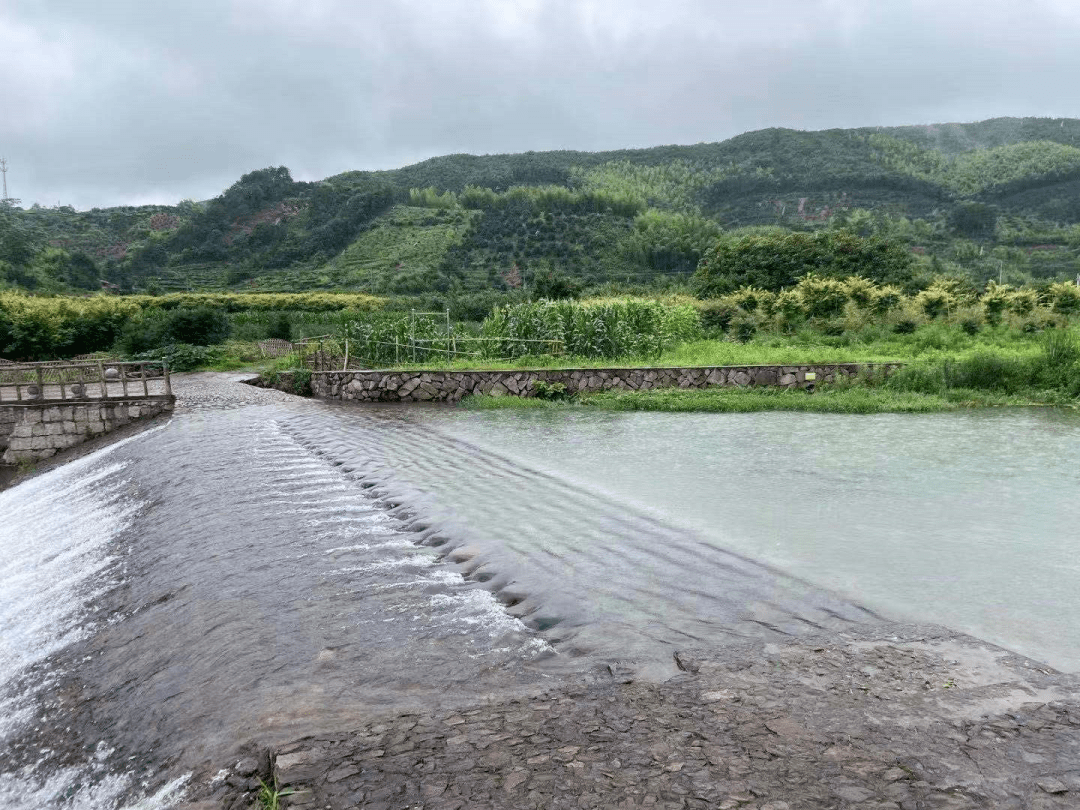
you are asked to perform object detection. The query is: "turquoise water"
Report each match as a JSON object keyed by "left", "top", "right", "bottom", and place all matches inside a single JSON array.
[{"left": 411, "top": 407, "right": 1080, "bottom": 672}]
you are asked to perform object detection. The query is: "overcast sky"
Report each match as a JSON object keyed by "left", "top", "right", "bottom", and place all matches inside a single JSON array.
[{"left": 2, "top": 0, "right": 1079, "bottom": 209}]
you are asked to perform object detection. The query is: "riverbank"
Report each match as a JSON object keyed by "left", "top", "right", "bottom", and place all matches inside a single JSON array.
[
  {"left": 203, "top": 624, "right": 1080, "bottom": 810},
  {"left": 463, "top": 385, "right": 1051, "bottom": 414},
  {"left": 460, "top": 339, "right": 1080, "bottom": 413}
]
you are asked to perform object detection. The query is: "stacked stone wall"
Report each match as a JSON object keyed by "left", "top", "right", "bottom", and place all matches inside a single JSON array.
[
  {"left": 311, "top": 363, "right": 899, "bottom": 404},
  {"left": 1, "top": 399, "right": 174, "bottom": 464}
]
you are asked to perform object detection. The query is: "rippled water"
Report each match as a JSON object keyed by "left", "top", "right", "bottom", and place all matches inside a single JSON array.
[
  {"left": 411, "top": 406, "right": 1080, "bottom": 673},
  {"left": 1, "top": 401, "right": 554, "bottom": 807},
  {"left": 3, "top": 388, "right": 1076, "bottom": 807}
]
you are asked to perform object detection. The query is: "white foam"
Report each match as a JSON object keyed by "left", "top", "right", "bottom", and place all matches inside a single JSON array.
[
  {"left": 323, "top": 539, "right": 416, "bottom": 554},
  {"left": 428, "top": 590, "right": 554, "bottom": 656},
  {"left": 333, "top": 555, "right": 435, "bottom": 574},
  {"left": 0, "top": 741, "right": 189, "bottom": 810},
  {"left": 0, "top": 434, "right": 159, "bottom": 807},
  {"left": 0, "top": 460, "right": 140, "bottom": 740}
]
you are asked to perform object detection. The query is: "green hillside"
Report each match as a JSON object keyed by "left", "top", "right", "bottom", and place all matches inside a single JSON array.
[{"left": 5, "top": 116, "right": 1080, "bottom": 302}]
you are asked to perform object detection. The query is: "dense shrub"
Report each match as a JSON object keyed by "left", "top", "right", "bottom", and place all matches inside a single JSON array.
[
  {"left": 693, "top": 230, "right": 914, "bottom": 297},
  {"left": 132, "top": 343, "right": 219, "bottom": 371},
  {"left": 1049, "top": 282, "right": 1080, "bottom": 315},
  {"left": 267, "top": 311, "right": 293, "bottom": 341},
  {"left": 914, "top": 286, "right": 957, "bottom": 319},
  {"left": 0, "top": 292, "right": 140, "bottom": 360},
  {"left": 881, "top": 331, "right": 1080, "bottom": 399},
  {"left": 698, "top": 300, "right": 739, "bottom": 333},
  {"left": 141, "top": 292, "right": 384, "bottom": 312},
  {"left": 120, "top": 306, "right": 231, "bottom": 353},
  {"left": 797, "top": 276, "right": 849, "bottom": 319},
  {"left": 163, "top": 306, "right": 231, "bottom": 345},
  {"left": 1008, "top": 289, "right": 1039, "bottom": 316}
]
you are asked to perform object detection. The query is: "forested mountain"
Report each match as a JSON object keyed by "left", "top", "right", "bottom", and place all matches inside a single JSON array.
[{"left": 5, "top": 116, "right": 1080, "bottom": 299}]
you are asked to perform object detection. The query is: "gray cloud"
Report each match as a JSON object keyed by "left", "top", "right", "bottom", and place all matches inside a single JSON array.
[{"left": 1, "top": 0, "right": 1078, "bottom": 208}]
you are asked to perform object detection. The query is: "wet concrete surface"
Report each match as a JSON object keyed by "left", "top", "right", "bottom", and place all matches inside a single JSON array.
[{"left": 202, "top": 625, "right": 1080, "bottom": 810}]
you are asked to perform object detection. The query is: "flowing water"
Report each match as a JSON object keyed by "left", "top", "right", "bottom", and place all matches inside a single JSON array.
[
  {"left": 1, "top": 381, "right": 1077, "bottom": 807},
  {"left": 408, "top": 405, "right": 1080, "bottom": 672}
]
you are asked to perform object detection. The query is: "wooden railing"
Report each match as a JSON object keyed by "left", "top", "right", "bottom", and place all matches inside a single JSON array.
[{"left": 0, "top": 360, "right": 172, "bottom": 404}]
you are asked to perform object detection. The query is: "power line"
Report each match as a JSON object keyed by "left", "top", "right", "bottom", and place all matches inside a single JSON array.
[{"left": 0, "top": 157, "right": 8, "bottom": 201}]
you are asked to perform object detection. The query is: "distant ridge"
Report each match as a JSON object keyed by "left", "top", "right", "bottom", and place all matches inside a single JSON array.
[{"left": 5, "top": 117, "right": 1080, "bottom": 295}]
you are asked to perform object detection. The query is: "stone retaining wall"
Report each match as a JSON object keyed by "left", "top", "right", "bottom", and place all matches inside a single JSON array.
[
  {"left": 1, "top": 399, "right": 175, "bottom": 464},
  {"left": 312, "top": 363, "right": 899, "bottom": 404}
]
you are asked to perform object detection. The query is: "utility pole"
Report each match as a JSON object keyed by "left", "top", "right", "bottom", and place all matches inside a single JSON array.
[{"left": 0, "top": 157, "right": 8, "bottom": 202}]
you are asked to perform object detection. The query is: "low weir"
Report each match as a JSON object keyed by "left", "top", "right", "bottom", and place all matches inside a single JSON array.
[{"left": 2, "top": 374, "right": 1078, "bottom": 808}]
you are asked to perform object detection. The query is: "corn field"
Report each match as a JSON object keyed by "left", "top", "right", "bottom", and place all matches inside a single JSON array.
[{"left": 478, "top": 299, "right": 703, "bottom": 360}]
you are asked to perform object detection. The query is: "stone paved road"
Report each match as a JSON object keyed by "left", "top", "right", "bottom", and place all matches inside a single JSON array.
[
  {"left": 170, "top": 371, "right": 299, "bottom": 410},
  {"left": 194, "top": 626, "right": 1080, "bottom": 810}
]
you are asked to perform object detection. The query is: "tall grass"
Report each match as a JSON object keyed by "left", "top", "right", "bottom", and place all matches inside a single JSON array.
[
  {"left": 581, "top": 387, "right": 964, "bottom": 413},
  {"left": 876, "top": 329, "right": 1080, "bottom": 401}
]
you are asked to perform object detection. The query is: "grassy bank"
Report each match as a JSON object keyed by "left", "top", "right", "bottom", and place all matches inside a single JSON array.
[
  {"left": 462, "top": 329, "right": 1080, "bottom": 414},
  {"left": 464, "top": 386, "right": 1041, "bottom": 414},
  {"left": 360, "top": 322, "right": 1060, "bottom": 373}
]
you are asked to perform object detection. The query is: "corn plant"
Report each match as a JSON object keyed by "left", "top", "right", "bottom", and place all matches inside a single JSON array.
[{"left": 479, "top": 299, "right": 702, "bottom": 360}]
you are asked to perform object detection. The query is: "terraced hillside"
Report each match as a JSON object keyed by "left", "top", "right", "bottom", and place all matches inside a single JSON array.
[{"left": 5, "top": 116, "right": 1080, "bottom": 297}]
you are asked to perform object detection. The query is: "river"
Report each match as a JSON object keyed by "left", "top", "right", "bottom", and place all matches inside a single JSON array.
[{"left": 1, "top": 379, "right": 1076, "bottom": 807}]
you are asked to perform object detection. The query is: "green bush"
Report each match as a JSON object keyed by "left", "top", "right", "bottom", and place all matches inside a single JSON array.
[
  {"left": 869, "top": 285, "right": 903, "bottom": 316},
  {"left": 698, "top": 300, "right": 739, "bottom": 333},
  {"left": 730, "top": 313, "right": 758, "bottom": 342},
  {"left": 1048, "top": 282, "right": 1080, "bottom": 315},
  {"left": 120, "top": 305, "right": 231, "bottom": 353},
  {"left": 843, "top": 276, "right": 877, "bottom": 309},
  {"left": 133, "top": 343, "right": 218, "bottom": 371},
  {"left": 980, "top": 282, "right": 1012, "bottom": 325},
  {"left": 532, "top": 380, "right": 569, "bottom": 400},
  {"left": 881, "top": 331, "right": 1080, "bottom": 399},
  {"left": 1008, "top": 289, "right": 1039, "bottom": 316},
  {"left": 163, "top": 306, "right": 231, "bottom": 345},
  {"left": 267, "top": 311, "right": 293, "bottom": 341},
  {"left": 915, "top": 286, "right": 957, "bottom": 319},
  {"left": 290, "top": 368, "right": 313, "bottom": 395},
  {"left": 693, "top": 230, "right": 914, "bottom": 297},
  {"left": 796, "top": 276, "right": 848, "bottom": 319}
]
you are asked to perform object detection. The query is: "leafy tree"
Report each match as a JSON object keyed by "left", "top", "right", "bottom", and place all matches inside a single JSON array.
[
  {"left": 949, "top": 203, "right": 998, "bottom": 239},
  {"left": 267, "top": 311, "right": 293, "bottom": 340},
  {"left": 529, "top": 268, "right": 581, "bottom": 300},
  {"left": 163, "top": 306, "right": 231, "bottom": 345},
  {"left": 65, "top": 251, "right": 101, "bottom": 289},
  {"left": 0, "top": 200, "right": 40, "bottom": 268},
  {"left": 693, "top": 230, "right": 914, "bottom": 297}
]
